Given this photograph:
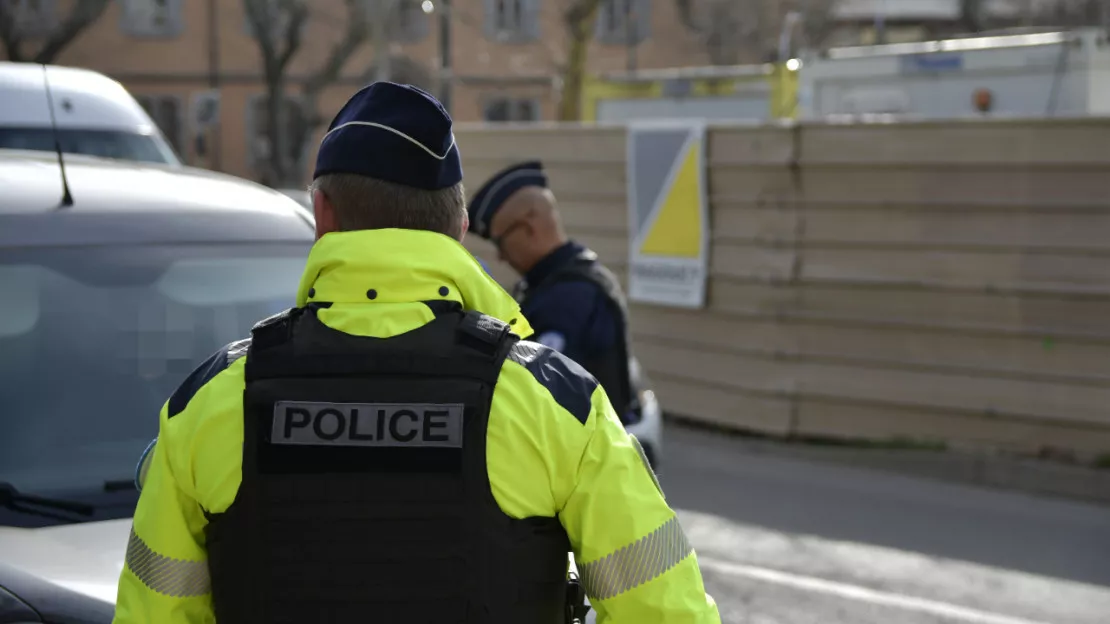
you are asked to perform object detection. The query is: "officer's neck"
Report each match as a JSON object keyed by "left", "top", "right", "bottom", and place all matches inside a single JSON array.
[
  {"left": 531, "top": 237, "right": 566, "bottom": 268},
  {"left": 523, "top": 239, "right": 577, "bottom": 286}
]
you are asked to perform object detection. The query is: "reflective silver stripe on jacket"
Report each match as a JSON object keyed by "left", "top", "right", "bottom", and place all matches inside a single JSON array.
[
  {"left": 124, "top": 528, "right": 211, "bottom": 598},
  {"left": 578, "top": 515, "right": 694, "bottom": 601}
]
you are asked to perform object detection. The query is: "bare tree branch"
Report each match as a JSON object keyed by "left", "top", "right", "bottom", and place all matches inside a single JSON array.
[
  {"left": 244, "top": 0, "right": 279, "bottom": 63},
  {"left": 276, "top": 0, "right": 308, "bottom": 70},
  {"left": 0, "top": 0, "right": 110, "bottom": 64},
  {"left": 303, "top": 0, "right": 369, "bottom": 101},
  {"left": 33, "top": 0, "right": 110, "bottom": 63},
  {"left": 0, "top": 2, "right": 24, "bottom": 61},
  {"left": 706, "top": 0, "right": 762, "bottom": 65},
  {"left": 245, "top": 0, "right": 377, "bottom": 187},
  {"left": 673, "top": 0, "right": 699, "bottom": 30},
  {"left": 288, "top": 0, "right": 371, "bottom": 173},
  {"left": 245, "top": 0, "right": 307, "bottom": 72},
  {"left": 675, "top": 0, "right": 822, "bottom": 66},
  {"left": 797, "top": 0, "right": 841, "bottom": 52}
]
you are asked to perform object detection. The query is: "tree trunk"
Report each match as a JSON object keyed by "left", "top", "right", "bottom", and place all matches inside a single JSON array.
[
  {"left": 264, "top": 70, "right": 290, "bottom": 187},
  {"left": 557, "top": 0, "right": 603, "bottom": 122},
  {"left": 289, "top": 94, "right": 319, "bottom": 187},
  {"left": 1, "top": 39, "right": 24, "bottom": 61}
]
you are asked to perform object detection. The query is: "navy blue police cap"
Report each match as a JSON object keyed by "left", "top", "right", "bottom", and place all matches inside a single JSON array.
[
  {"left": 313, "top": 81, "right": 461, "bottom": 190},
  {"left": 467, "top": 160, "right": 547, "bottom": 239}
]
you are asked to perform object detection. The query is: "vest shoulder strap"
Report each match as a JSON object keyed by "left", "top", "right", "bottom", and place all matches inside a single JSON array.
[
  {"left": 249, "top": 303, "right": 334, "bottom": 351},
  {"left": 458, "top": 310, "right": 513, "bottom": 351},
  {"left": 244, "top": 303, "right": 518, "bottom": 385}
]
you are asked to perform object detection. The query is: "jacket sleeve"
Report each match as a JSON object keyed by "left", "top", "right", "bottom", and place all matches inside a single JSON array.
[
  {"left": 112, "top": 403, "right": 216, "bottom": 624},
  {"left": 561, "top": 384, "right": 720, "bottom": 623},
  {"left": 493, "top": 341, "right": 719, "bottom": 623},
  {"left": 113, "top": 341, "right": 250, "bottom": 624}
]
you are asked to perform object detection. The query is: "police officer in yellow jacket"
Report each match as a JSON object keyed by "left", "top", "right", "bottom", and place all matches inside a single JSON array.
[{"left": 113, "top": 82, "right": 720, "bottom": 624}]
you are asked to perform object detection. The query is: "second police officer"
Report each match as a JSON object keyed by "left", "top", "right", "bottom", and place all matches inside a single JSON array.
[
  {"left": 467, "top": 163, "right": 652, "bottom": 462},
  {"left": 113, "top": 83, "right": 720, "bottom": 623}
]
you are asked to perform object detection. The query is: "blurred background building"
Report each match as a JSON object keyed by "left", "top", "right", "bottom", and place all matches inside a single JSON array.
[{"left": 0, "top": 0, "right": 1105, "bottom": 183}]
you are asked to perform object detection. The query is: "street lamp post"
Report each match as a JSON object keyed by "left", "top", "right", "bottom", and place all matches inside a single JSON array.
[{"left": 371, "top": 0, "right": 394, "bottom": 82}]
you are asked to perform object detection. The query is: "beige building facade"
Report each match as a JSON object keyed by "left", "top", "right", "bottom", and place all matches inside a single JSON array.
[{"left": 1, "top": 0, "right": 719, "bottom": 180}]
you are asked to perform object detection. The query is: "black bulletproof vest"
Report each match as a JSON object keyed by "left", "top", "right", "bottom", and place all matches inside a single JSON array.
[
  {"left": 513, "top": 249, "right": 637, "bottom": 418},
  {"left": 204, "top": 302, "right": 571, "bottom": 624}
]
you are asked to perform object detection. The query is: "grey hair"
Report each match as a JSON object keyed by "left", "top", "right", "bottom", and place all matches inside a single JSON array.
[{"left": 309, "top": 173, "right": 467, "bottom": 239}]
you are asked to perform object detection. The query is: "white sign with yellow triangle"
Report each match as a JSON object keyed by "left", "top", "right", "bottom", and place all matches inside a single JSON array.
[{"left": 626, "top": 121, "right": 709, "bottom": 308}]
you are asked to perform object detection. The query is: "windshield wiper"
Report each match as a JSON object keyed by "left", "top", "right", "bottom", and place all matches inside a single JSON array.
[
  {"left": 0, "top": 482, "right": 95, "bottom": 522},
  {"left": 103, "top": 479, "right": 137, "bottom": 492}
]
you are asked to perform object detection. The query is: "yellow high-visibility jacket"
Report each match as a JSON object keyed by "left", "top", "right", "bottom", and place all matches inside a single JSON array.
[{"left": 113, "top": 228, "right": 720, "bottom": 624}]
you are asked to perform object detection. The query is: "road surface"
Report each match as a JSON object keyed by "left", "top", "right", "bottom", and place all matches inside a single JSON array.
[{"left": 639, "top": 423, "right": 1110, "bottom": 624}]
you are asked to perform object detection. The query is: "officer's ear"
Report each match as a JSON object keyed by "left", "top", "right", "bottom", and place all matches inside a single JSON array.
[
  {"left": 458, "top": 212, "right": 469, "bottom": 243},
  {"left": 312, "top": 186, "right": 339, "bottom": 240}
]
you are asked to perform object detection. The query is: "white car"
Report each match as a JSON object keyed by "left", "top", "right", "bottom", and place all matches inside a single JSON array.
[
  {"left": 0, "top": 147, "right": 314, "bottom": 621},
  {"left": 0, "top": 61, "right": 180, "bottom": 166},
  {"left": 0, "top": 520, "right": 129, "bottom": 619},
  {"left": 276, "top": 187, "right": 312, "bottom": 210}
]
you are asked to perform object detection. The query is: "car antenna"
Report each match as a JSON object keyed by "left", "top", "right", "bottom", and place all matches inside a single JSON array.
[{"left": 40, "top": 64, "right": 74, "bottom": 207}]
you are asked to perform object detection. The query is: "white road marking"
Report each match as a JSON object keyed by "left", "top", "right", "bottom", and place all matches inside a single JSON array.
[{"left": 697, "top": 555, "right": 1055, "bottom": 624}]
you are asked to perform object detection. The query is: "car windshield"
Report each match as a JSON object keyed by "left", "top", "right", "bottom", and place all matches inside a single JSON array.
[
  {"left": 0, "top": 126, "right": 179, "bottom": 165},
  {"left": 0, "top": 242, "right": 309, "bottom": 513}
]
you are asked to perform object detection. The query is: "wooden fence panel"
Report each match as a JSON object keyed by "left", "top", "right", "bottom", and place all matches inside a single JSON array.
[{"left": 455, "top": 119, "right": 1110, "bottom": 458}]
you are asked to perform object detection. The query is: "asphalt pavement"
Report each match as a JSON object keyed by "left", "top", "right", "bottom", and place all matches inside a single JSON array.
[{"left": 653, "top": 422, "right": 1110, "bottom": 624}]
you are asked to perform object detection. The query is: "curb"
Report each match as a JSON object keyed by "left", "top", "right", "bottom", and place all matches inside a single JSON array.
[{"left": 665, "top": 417, "right": 1110, "bottom": 506}]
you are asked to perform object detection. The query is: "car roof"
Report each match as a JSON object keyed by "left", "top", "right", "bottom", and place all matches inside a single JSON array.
[
  {"left": 0, "top": 62, "right": 156, "bottom": 131},
  {"left": 0, "top": 149, "right": 315, "bottom": 247}
]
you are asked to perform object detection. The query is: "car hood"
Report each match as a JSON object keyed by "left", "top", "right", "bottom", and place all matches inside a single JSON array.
[{"left": 0, "top": 518, "right": 130, "bottom": 603}]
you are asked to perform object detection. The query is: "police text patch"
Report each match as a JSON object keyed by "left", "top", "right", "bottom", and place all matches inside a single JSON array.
[{"left": 271, "top": 402, "right": 464, "bottom": 448}]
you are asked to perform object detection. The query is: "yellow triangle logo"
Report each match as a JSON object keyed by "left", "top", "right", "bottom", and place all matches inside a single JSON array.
[{"left": 639, "top": 139, "right": 703, "bottom": 258}]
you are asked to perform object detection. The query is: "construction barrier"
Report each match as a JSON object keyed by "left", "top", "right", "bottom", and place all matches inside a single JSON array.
[
  {"left": 581, "top": 63, "right": 798, "bottom": 123},
  {"left": 459, "top": 118, "right": 1110, "bottom": 461}
]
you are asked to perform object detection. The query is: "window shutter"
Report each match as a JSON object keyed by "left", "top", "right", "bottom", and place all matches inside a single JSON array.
[
  {"left": 484, "top": 98, "right": 511, "bottom": 121},
  {"left": 121, "top": 0, "right": 184, "bottom": 38}
]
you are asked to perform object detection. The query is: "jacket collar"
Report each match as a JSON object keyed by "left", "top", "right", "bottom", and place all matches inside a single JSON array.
[
  {"left": 524, "top": 240, "right": 586, "bottom": 289},
  {"left": 296, "top": 229, "right": 533, "bottom": 336}
]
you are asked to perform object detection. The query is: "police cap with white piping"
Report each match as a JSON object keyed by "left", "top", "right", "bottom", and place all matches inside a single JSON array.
[
  {"left": 466, "top": 160, "right": 547, "bottom": 239},
  {"left": 313, "top": 81, "right": 461, "bottom": 190}
]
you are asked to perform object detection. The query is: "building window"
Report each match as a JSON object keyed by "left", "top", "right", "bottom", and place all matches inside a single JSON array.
[
  {"left": 483, "top": 96, "right": 539, "bottom": 122},
  {"left": 247, "top": 94, "right": 309, "bottom": 182},
  {"left": 4, "top": 0, "right": 57, "bottom": 36},
  {"left": 392, "top": 0, "right": 429, "bottom": 43},
  {"left": 120, "top": 0, "right": 183, "bottom": 38},
  {"left": 596, "top": 0, "right": 650, "bottom": 45},
  {"left": 134, "top": 94, "right": 183, "bottom": 157},
  {"left": 484, "top": 0, "right": 537, "bottom": 42}
]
